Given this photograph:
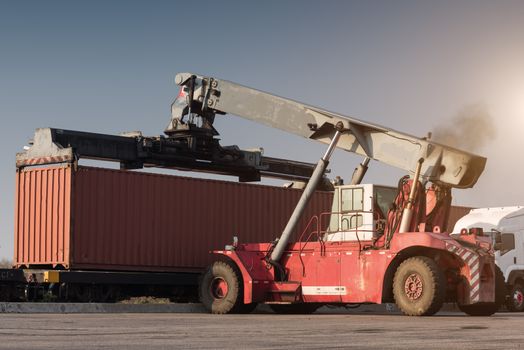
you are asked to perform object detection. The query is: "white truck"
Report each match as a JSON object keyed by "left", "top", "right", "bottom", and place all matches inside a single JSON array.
[{"left": 454, "top": 206, "right": 524, "bottom": 311}]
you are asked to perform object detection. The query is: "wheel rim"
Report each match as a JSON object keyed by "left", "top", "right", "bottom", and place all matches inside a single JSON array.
[
  {"left": 513, "top": 289, "right": 524, "bottom": 309},
  {"left": 210, "top": 277, "right": 229, "bottom": 300},
  {"left": 404, "top": 273, "right": 423, "bottom": 300}
]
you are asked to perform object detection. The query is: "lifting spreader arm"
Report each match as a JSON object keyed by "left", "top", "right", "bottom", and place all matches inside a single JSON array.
[{"left": 167, "top": 73, "right": 487, "bottom": 189}]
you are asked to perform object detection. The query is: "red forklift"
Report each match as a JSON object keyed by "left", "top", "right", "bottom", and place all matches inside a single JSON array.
[{"left": 169, "top": 73, "right": 509, "bottom": 316}]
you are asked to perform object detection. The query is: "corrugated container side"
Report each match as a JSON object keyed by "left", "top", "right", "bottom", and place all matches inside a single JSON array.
[
  {"left": 70, "top": 167, "right": 333, "bottom": 271},
  {"left": 14, "top": 166, "right": 71, "bottom": 268}
]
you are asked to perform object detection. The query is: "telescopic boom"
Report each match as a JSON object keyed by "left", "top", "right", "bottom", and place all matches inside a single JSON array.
[{"left": 166, "top": 73, "right": 486, "bottom": 189}]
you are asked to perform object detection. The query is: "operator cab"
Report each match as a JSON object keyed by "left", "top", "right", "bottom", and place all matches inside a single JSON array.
[{"left": 325, "top": 184, "right": 397, "bottom": 242}]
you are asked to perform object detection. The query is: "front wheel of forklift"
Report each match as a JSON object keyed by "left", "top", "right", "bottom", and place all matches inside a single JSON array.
[
  {"left": 393, "top": 256, "right": 446, "bottom": 316},
  {"left": 200, "top": 260, "right": 256, "bottom": 314}
]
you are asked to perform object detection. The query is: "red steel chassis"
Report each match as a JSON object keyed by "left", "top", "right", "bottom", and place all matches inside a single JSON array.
[{"left": 214, "top": 229, "right": 495, "bottom": 307}]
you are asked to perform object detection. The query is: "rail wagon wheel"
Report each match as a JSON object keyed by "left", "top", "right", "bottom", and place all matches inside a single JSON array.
[
  {"left": 68, "top": 284, "right": 93, "bottom": 302},
  {"left": 459, "top": 266, "right": 506, "bottom": 316},
  {"left": 97, "top": 285, "right": 121, "bottom": 303},
  {"left": 393, "top": 256, "right": 445, "bottom": 316},
  {"left": 0, "top": 284, "right": 12, "bottom": 301},
  {"left": 269, "top": 303, "right": 320, "bottom": 314},
  {"left": 200, "top": 260, "right": 256, "bottom": 314},
  {"left": 507, "top": 282, "right": 524, "bottom": 312}
]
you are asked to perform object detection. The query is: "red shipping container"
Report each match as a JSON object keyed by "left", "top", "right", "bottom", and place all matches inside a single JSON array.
[{"left": 14, "top": 165, "right": 333, "bottom": 272}]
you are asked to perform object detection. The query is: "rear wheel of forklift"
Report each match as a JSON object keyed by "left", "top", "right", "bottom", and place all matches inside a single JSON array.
[
  {"left": 458, "top": 266, "right": 506, "bottom": 316},
  {"left": 393, "top": 256, "right": 445, "bottom": 316},
  {"left": 200, "top": 260, "right": 256, "bottom": 314}
]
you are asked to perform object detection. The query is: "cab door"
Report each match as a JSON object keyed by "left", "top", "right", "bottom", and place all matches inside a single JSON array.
[{"left": 338, "top": 184, "right": 374, "bottom": 241}]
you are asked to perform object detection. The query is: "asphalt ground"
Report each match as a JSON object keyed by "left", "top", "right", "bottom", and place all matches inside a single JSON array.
[{"left": 0, "top": 307, "right": 523, "bottom": 349}]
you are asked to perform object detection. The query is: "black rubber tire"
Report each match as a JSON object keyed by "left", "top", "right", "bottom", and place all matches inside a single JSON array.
[
  {"left": 393, "top": 256, "right": 445, "bottom": 316},
  {"left": 200, "top": 260, "right": 253, "bottom": 314},
  {"left": 269, "top": 303, "right": 320, "bottom": 314},
  {"left": 238, "top": 301, "right": 258, "bottom": 314},
  {"left": 507, "top": 282, "right": 524, "bottom": 312},
  {"left": 458, "top": 265, "right": 506, "bottom": 316}
]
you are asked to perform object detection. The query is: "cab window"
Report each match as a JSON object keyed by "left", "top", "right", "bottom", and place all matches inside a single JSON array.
[
  {"left": 341, "top": 187, "right": 363, "bottom": 212},
  {"left": 374, "top": 186, "right": 397, "bottom": 217}
]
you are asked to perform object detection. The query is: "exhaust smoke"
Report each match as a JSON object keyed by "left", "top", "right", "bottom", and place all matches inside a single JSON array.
[{"left": 431, "top": 104, "right": 496, "bottom": 152}]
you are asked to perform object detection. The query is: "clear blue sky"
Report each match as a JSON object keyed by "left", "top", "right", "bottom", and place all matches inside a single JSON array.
[{"left": 1, "top": 1, "right": 523, "bottom": 259}]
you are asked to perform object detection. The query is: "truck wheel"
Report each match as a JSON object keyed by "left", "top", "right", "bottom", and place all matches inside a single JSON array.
[
  {"left": 393, "top": 256, "right": 445, "bottom": 316},
  {"left": 200, "top": 260, "right": 253, "bottom": 314},
  {"left": 269, "top": 303, "right": 320, "bottom": 314},
  {"left": 458, "top": 265, "right": 506, "bottom": 316},
  {"left": 507, "top": 282, "right": 524, "bottom": 312}
]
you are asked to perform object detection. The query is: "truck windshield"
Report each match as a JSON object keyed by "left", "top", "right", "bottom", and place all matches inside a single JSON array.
[{"left": 374, "top": 186, "right": 397, "bottom": 218}]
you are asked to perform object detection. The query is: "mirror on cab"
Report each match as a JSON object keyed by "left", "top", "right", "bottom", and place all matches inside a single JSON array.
[{"left": 492, "top": 230, "right": 515, "bottom": 255}]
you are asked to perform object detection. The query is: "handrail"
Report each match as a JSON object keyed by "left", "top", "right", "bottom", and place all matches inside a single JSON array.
[
  {"left": 296, "top": 215, "right": 319, "bottom": 276},
  {"left": 318, "top": 210, "right": 375, "bottom": 235},
  {"left": 292, "top": 210, "right": 378, "bottom": 275},
  {"left": 297, "top": 215, "right": 319, "bottom": 252},
  {"left": 319, "top": 210, "right": 376, "bottom": 253}
]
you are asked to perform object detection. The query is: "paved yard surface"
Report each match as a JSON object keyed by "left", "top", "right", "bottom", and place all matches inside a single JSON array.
[{"left": 0, "top": 310, "right": 523, "bottom": 349}]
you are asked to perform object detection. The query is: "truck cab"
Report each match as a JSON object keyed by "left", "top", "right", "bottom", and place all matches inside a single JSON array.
[{"left": 454, "top": 207, "right": 524, "bottom": 311}]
